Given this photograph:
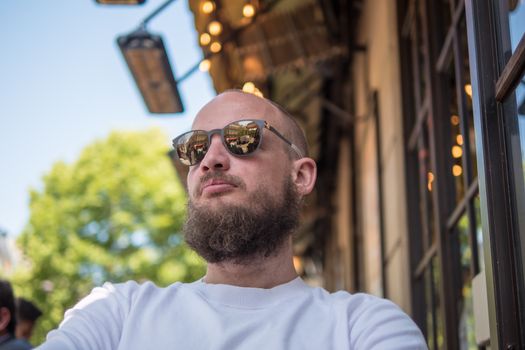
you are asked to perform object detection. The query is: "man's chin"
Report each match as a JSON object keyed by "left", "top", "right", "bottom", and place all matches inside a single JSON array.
[
  {"left": 195, "top": 191, "right": 247, "bottom": 206},
  {"left": 191, "top": 197, "right": 234, "bottom": 213}
]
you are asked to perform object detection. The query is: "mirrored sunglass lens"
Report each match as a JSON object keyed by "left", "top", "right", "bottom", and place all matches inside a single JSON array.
[
  {"left": 176, "top": 131, "right": 209, "bottom": 165},
  {"left": 223, "top": 120, "right": 261, "bottom": 155}
]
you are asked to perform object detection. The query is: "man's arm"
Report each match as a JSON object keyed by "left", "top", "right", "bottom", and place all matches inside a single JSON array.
[
  {"left": 36, "top": 281, "right": 135, "bottom": 350},
  {"left": 348, "top": 294, "right": 428, "bottom": 350}
]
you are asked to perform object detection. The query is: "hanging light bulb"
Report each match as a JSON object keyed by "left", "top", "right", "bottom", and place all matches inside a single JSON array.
[
  {"left": 199, "top": 59, "right": 211, "bottom": 72},
  {"left": 293, "top": 256, "right": 303, "bottom": 274},
  {"left": 201, "top": 1, "right": 215, "bottom": 14},
  {"left": 253, "top": 88, "right": 263, "bottom": 97},
  {"left": 242, "top": 82, "right": 263, "bottom": 97},
  {"left": 464, "top": 84, "right": 472, "bottom": 98},
  {"left": 242, "top": 3, "right": 256, "bottom": 18},
  {"left": 242, "top": 82, "right": 256, "bottom": 93},
  {"left": 452, "top": 145, "right": 463, "bottom": 158},
  {"left": 427, "top": 172, "right": 434, "bottom": 192},
  {"left": 210, "top": 41, "right": 222, "bottom": 53},
  {"left": 208, "top": 21, "right": 223, "bottom": 36},
  {"left": 200, "top": 33, "right": 211, "bottom": 46}
]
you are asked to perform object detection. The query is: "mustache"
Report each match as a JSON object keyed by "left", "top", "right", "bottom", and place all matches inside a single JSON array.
[{"left": 195, "top": 172, "right": 246, "bottom": 196}]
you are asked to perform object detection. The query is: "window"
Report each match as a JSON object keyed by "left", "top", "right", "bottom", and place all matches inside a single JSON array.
[{"left": 399, "top": 0, "right": 483, "bottom": 348}]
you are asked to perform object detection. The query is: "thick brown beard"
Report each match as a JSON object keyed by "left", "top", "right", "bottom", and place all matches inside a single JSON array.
[{"left": 183, "top": 177, "right": 301, "bottom": 264}]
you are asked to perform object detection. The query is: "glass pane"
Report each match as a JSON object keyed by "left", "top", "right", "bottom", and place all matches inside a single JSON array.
[
  {"left": 448, "top": 64, "right": 466, "bottom": 203},
  {"left": 442, "top": 0, "right": 453, "bottom": 33},
  {"left": 457, "top": 213, "right": 478, "bottom": 349},
  {"left": 415, "top": 1, "right": 428, "bottom": 109},
  {"left": 516, "top": 76, "right": 525, "bottom": 183},
  {"left": 450, "top": 123, "right": 465, "bottom": 203},
  {"left": 425, "top": 256, "right": 445, "bottom": 349},
  {"left": 506, "top": 2, "right": 525, "bottom": 297},
  {"left": 508, "top": 0, "right": 525, "bottom": 207},
  {"left": 447, "top": 15, "right": 479, "bottom": 206},
  {"left": 459, "top": 18, "right": 478, "bottom": 182},
  {"left": 474, "top": 195, "right": 485, "bottom": 272},
  {"left": 509, "top": 2, "right": 525, "bottom": 53},
  {"left": 419, "top": 125, "right": 436, "bottom": 250}
]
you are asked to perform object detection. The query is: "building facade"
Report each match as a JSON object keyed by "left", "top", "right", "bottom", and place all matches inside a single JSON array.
[{"left": 187, "top": 0, "right": 525, "bottom": 348}]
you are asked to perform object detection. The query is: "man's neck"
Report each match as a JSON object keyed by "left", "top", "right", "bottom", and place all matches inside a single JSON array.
[{"left": 203, "top": 239, "right": 298, "bottom": 289}]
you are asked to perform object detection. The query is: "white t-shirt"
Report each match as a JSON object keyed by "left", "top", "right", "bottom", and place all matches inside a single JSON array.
[{"left": 38, "top": 277, "right": 427, "bottom": 349}]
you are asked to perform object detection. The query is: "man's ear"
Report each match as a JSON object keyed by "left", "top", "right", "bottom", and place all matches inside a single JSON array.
[
  {"left": 291, "top": 157, "right": 317, "bottom": 196},
  {"left": 0, "top": 307, "right": 11, "bottom": 332}
]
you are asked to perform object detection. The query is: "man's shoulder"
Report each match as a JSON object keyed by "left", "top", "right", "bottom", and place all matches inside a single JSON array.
[
  {"left": 302, "top": 285, "right": 396, "bottom": 313},
  {"left": 314, "top": 286, "right": 385, "bottom": 305},
  {"left": 319, "top": 290, "right": 427, "bottom": 347},
  {"left": 331, "top": 290, "right": 405, "bottom": 313},
  {"left": 70, "top": 279, "right": 190, "bottom": 313},
  {"left": 101, "top": 279, "right": 188, "bottom": 294},
  {"left": 319, "top": 289, "right": 413, "bottom": 322},
  {"left": 96, "top": 279, "right": 191, "bottom": 301}
]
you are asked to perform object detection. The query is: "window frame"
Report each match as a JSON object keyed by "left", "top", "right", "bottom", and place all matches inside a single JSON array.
[{"left": 465, "top": 0, "right": 525, "bottom": 347}]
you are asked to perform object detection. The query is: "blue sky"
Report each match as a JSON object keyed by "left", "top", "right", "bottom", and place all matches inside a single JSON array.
[{"left": 0, "top": 1, "right": 215, "bottom": 237}]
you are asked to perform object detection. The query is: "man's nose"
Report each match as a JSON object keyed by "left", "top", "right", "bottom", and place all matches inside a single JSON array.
[{"left": 199, "top": 134, "right": 230, "bottom": 171}]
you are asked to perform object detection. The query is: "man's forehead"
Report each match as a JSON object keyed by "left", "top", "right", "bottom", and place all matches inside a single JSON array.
[{"left": 192, "top": 91, "right": 282, "bottom": 129}]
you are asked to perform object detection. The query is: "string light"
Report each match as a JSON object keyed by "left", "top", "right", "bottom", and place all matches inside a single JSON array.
[
  {"left": 201, "top": 1, "right": 215, "bottom": 14},
  {"left": 452, "top": 145, "right": 463, "bottom": 158},
  {"left": 464, "top": 84, "right": 472, "bottom": 98},
  {"left": 208, "top": 21, "right": 223, "bottom": 36},
  {"left": 199, "top": 33, "right": 211, "bottom": 46},
  {"left": 199, "top": 59, "right": 211, "bottom": 72},
  {"left": 451, "top": 115, "right": 460, "bottom": 126},
  {"left": 453, "top": 165, "right": 463, "bottom": 177},
  {"left": 210, "top": 41, "right": 222, "bottom": 53},
  {"left": 242, "top": 82, "right": 263, "bottom": 97},
  {"left": 293, "top": 256, "right": 303, "bottom": 274},
  {"left": 242, "top": 3, "right": 256, "bottom": 18},
  {"left": 427, "top": 172, "right": 434, "bottom": 192},
  {"left": 242, "top": 82, "right": 255, "bottom": 93},
  {"left": 456, "top": 134, "right": 463, "bottom": 146}
]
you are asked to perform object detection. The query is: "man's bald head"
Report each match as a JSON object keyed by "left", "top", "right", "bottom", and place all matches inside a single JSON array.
[{"left": 195, "top": 90, "right": 309, "bottom": 158}]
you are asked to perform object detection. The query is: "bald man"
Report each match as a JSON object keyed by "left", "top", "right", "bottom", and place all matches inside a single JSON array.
[{"left": 38, "top": 91, "right": 427, "bottom": 349}]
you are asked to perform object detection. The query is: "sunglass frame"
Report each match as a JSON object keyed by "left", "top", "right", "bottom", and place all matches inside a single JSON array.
[{"left": 172, "top": 119, "right": 302, "bottom": 166}]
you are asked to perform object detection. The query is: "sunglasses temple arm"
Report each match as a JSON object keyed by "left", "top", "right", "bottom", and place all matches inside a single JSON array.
[
  {"left": 289, "top": 144, "right": 304, "bottom": 158},
  {"left": 266, "top": 125, "right": 304, "bottom": 158}
]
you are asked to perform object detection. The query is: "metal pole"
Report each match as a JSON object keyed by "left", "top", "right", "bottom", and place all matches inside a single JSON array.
[{"left": 139, "top": 0, "right": 177, "bottom": 29}]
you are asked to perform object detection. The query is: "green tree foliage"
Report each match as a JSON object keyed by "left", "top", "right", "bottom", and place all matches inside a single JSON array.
[{"left": 9, "top": 129, "right": 205, "bottom": 345}]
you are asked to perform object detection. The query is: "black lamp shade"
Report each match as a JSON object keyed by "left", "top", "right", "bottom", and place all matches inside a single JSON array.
[
  {"left": 96, "top": 0, "right": 146, "bottom": 5},
  {"left": 117, "top": 30, "right": 184, "bottom": 114}
]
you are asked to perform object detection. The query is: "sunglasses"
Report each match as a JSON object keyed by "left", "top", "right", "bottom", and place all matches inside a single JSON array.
[{"left": 172, "top": 119, "right": 303, "bottom": 166}]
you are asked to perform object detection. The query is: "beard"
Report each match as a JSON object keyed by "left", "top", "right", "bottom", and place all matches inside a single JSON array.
[{"left": 183, "top": 176, "right": 301, "bottom": 264}]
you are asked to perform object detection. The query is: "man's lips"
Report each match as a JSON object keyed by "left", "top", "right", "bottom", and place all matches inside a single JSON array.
[
  {"left": 200, "top": 179, "right": 237, "bottom": 195},
  {"left": 195, "top": 173, "right": 245, "bottom": 198}
]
